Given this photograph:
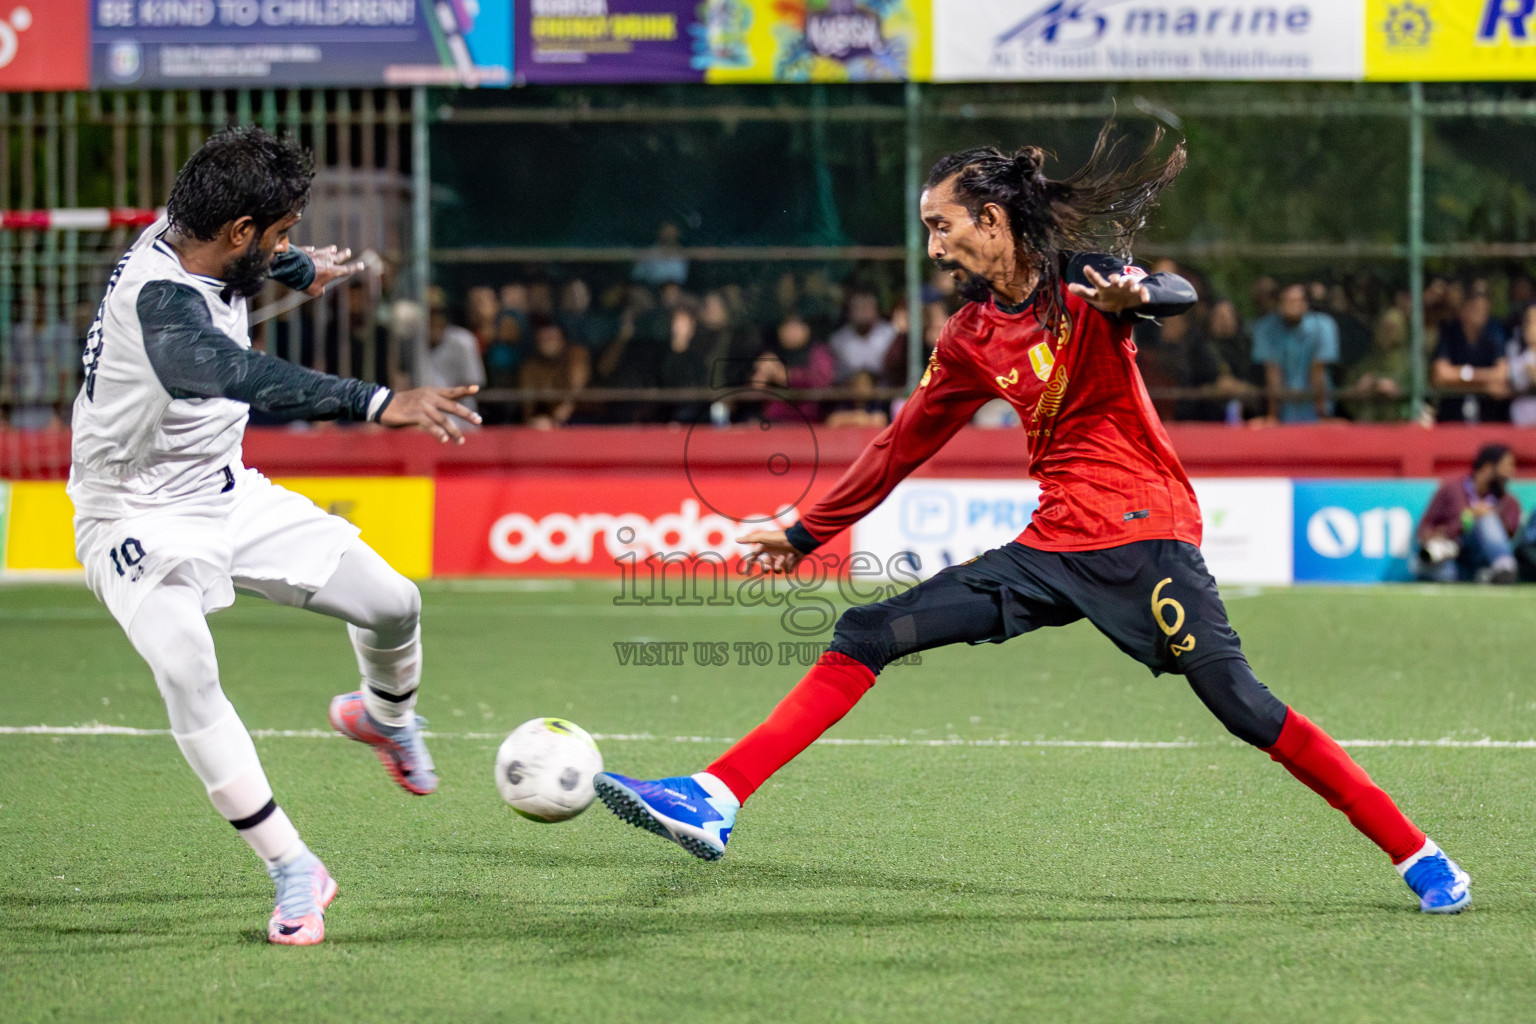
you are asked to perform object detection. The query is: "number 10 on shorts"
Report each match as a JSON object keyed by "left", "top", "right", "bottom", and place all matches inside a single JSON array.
[
  {"left": 110, "top": 538, "right": 147, "bottom": 581},
  {"left": 1151, "top": 577, "right": 1196, "bottom": 657}
]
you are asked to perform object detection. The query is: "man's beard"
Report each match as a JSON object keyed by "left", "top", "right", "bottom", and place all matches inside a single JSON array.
[
  {"left": 934, "top": 258, "right": 995, "bottom": 304},
  {"left": 222, "top": 238, "right": 272, "bottom": 299},
  {"left": 1490, "top": 477, "right": 1508, "bottom": 499}
]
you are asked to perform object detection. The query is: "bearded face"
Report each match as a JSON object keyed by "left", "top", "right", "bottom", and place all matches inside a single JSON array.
[
  {"left": 222, "top": 234, "right": 274, "bottom": 299},
  {"left": 934, "top": 257, "right": 997, "bottom": 304}
]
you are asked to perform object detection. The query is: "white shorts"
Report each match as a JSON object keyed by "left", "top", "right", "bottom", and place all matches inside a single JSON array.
[{"left": 75, "top": 468, "right": 361, "bottom": 630}]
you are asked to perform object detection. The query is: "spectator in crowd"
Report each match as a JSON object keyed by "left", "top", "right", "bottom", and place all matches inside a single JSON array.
[
  {"left": 499, "top": 282, "right": 531, "bottom": 340},
  {"left": 882, "top": 300, "right": 947, "bottom": 390},
  {"left": 632, "top": 221, "right": 689, "bottom": 287},
  {"left": 417, "top": 287, "right": 484, "bottom": 426},
  {"left": 1347, "top": 293, "right": 1412, "bottom": 422},
  {"left": 659, "top": 305, "right": 710, "bottom": 424},
  {"left": 695, "top": 289, "right": 762, "bottom": 388},
  {"left": 481, "top": 311, "right": 525, "bottom": 424},
  {"left": 1505, "top": 302, "right": 1536, "bottom": 427},
  {"left": 825, "top": 371, "right": 889, "bottom": 428},
  {"left": 1432, "top": 281, "right": 1509, "bottom": 423},
  {"left": 799, "top": 270, "right": 843, "bottom": 337},
  {"left": 465, "top": 285, "right": 500, "bottom": 354},
  {"left": 520, "top": 318, "right": 590, "bottom": 429},
  {"left": 1208, "top": 298, "right": 1251, "bottom": 388},
  {"left": 5, "top": 298, "right": 76, "bottom": 431},
  {"left": 830, "top": 289, "right": 897, "bottom": 383},
  {"left": 1249, "top": 275, "right": 1279, "bottom": 321},
  {"left": 1251, "top": 282, "right": 1339, "bottom": 423},
  {"left": 594, "top": 286, "right": 665, "bottom": 422},
  {"left": 755, "top": 312, "right": 835, "bottom": 424},
  {"left": 1415, "top": 443, "right": 1521, "bottom": 584},
  {"left": 1327, "top": 282, "right": 1373, "bottom": 378},
  {"left": 526, "top": 279, "right": 556, "bottom": 322},
  {"left": 1508, "top": 272, "right": 1535, "bottom": 334},
  {"left": 557, "top": 278, "right": 607, "bottom": 350}
]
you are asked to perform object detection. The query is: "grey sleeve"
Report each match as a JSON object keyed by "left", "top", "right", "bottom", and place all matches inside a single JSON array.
[
  {"left": 137, "top": 279, "right": 389, "bottom": 422},
  {"left": 268, "top": 250, "right": 316, "bottom": 292},
  {"left": 1067, "top": 252, "right": 1197, "bottom": 319}
]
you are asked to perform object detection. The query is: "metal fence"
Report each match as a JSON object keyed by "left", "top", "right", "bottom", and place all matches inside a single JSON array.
[{"left": 0, "top": 88, "right": 417, "bottom": 432}]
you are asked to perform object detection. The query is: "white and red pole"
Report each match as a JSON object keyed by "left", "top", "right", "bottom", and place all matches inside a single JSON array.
[{"left": 0, "top": 208, "right": 161, "bottom": 231}]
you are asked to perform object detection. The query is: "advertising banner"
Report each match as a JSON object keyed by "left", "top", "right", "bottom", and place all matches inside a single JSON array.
[
  {"left": 92, "top": 0, "right": 512, "bottom": 88},
  {"left": 516, "top": 0, "right": 702, "bottom": 83},
  {"left": 0, "top": 1, "right": 90, "bottom": 91},
  {"left": 1292, "top": 479, "right": 1434, "bottom": 583},
  {"left": 0, "top": 477, "right": 433, "bottom": 579},
  {"left": 852, "top": 476, "right": 1294, "bottom": 585},
  {"left": 704, "top": 0, "right": 931, "bottom": 83},
  {"left": 1366, "top": 0, "right": 1536, "bottom": 81},
  {"left": 932, "top": 0, "right": 1363, "bottom": 81},
  {"left": 517, "top": 0, "right": 930, "bottom": 84},
  {"left": 433, "top": 473, "right": 850, "bottom": 576}
]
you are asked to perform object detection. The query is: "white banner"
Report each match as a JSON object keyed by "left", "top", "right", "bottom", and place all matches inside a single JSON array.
[
  {"left": 933, "top": 0, "right": 1364, "bottom": 82},
  {"left": 850, "top": 477, "right": 1294, "bottom": 586}
]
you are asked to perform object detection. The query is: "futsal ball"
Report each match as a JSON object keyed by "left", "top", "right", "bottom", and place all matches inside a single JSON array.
[{"left": 494, "top": 717, "right": 603, "bottom": 822}]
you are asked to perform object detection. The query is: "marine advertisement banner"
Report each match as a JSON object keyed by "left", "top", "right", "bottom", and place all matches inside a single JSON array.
[
  {"left": 1365, "top": 0, "right": 1536, "bottom": 81},
  {"left": 91, "top": 0, "right": 513, "bottom": 87},
  {"left": 931, "top": 0, "right": 1364, "bottom": 81}
]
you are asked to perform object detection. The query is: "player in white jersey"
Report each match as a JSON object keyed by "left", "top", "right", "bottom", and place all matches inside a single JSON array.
[{"left": 68, "top": 126, "right": 482, "bottom": 946}]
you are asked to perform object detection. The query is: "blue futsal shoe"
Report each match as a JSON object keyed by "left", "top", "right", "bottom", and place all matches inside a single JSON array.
[
  {"left": 593, "top": 772, "right": 739, "bottom": 861},
  {"left": 1401, "top": 843, "right": 1471, "bottom": 914}
]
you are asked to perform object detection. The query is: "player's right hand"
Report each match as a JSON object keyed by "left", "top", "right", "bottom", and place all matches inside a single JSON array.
[
  {"left": 738, "top": 529, "right": 804, "bottom": 575},
  {"left": 381, "top": 385, "right": 482, "bottom": 444}
]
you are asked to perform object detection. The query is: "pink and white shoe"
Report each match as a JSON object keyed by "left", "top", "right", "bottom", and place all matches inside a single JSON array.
[
  {"left": 329, "top": 690, "right": 438, "bottom": 795},
  {"left": 266, "top": 847, "right": 338, "bottom": 946}
]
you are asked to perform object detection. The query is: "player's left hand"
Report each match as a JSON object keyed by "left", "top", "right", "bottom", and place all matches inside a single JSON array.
[
  {"left": 1067, "top": 264, "right": 1150, "bottom": 314},
  {"left": 301, "top": 245, "right": 366, "bottom": 297},
  {"left": 738, "top": 530, "right": 804, "bottom": 575}
]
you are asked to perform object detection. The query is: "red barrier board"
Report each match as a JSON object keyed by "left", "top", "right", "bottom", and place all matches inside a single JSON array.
[
  {"left": 0, "top": 2, "right": 88, "bottom": 91},
  {"left": 434, "top": 472, "right": 851, "bottom": 577}
]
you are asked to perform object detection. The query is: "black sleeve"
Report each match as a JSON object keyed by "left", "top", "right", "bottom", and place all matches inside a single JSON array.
[
  {"left": 785, "top": 521, "right": 822, "bottom": 555},
  {"left": 137, "top": 279, "right": 388, "bottom": 422},
  {"left": 1067, "top": 252, "right": 1197, "bottom": 320},
  {"left": 268, "top": 250, "right": 316, "bottom": 293}
]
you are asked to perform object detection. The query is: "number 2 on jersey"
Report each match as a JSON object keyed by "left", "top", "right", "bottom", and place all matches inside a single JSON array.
[{"left": 1151, "top": 577, "right": 1196, "bottom": 657}]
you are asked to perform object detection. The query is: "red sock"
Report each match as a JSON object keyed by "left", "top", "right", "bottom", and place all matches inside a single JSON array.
[
  {"left": 1265, "top": 709, "right": 1426, "bottom": 863},
  {"left": 706, "top": 652, "right": 875, "bottom": 804}
]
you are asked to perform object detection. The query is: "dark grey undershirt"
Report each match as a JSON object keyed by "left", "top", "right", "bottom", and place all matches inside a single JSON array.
[{"left": 137, "top": 278, "right": 386, "bottom": 422}]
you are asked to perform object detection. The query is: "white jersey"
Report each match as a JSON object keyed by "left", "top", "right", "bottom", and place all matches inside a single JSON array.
[{"left": 68, "top": 220, "right": 251, "bottom": 520}]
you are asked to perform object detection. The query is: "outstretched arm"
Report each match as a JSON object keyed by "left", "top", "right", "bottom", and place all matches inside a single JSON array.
[
  {"left": 138, "top": 279, "right": 480, "bottom": 442},
  {"left": 1066, "top": 253, "right": 1197, "bottom": 319},
  {"left": 268, "top": 246, "right": 366, "bottom": 297},
  {"left": 740, "top": 339, "right": 988, "bottom": 573}
]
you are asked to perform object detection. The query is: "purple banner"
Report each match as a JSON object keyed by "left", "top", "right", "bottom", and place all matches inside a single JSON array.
[{"left": 516, "top": 0, "right": 704, "bottom": 84}]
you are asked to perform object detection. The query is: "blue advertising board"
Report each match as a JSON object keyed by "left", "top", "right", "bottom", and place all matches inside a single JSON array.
[
  {"left": 1293, "top": 479, "right": 1437, "bottom": 583},
  {"left": 92, "top": 0, "right": 512, "bottom": 87}
]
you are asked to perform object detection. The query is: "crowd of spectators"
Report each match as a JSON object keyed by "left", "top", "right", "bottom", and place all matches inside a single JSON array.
[{"left": 15, "top": 259, "right": 1536, "bottom": 432}]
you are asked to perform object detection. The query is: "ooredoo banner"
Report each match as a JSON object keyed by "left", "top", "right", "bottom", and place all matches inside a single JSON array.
[
  {"left": 92, "top": 0, "right": 512, "bottom": 87},
  {"left": 932, "top": 0, "right": 1364, "bottom": 81},
  {"left": 433, "top": 473, "right": 850, "bottom": 576},
  {"left": 0, "top": 1, "right": 89, "bottom": 91}
]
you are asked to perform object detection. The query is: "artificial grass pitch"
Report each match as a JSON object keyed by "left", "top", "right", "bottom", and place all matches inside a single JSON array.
[{"left": 2, "top": 580, "right": 1535, "bottom": 1023}]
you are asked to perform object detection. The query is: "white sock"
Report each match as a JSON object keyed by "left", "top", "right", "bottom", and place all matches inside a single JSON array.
[
  {"left": 1394, "top": 837, "right": 1440, "bottom": 876},
  {"left": 350, "top": 623, "right": 421, "bottom": 727},
  {"left": 691, "top": 772, "right": 740, "bottom": 808},
  {"left": 176, "top": 709, "right": 304, "bottom": 865}
]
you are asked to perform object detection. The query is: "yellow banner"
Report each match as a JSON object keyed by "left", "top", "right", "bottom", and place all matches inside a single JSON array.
[
  {"left": 1367, "top": 0, "right": 1536, "bottom": 80},
  {"left": 704, "top": 0, "right": 930, "bottom": 84},
  {"left": 1, "top": 477, "right": 434, "bottom": 579}
]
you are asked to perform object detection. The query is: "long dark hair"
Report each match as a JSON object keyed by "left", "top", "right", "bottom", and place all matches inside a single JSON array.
[{"left": 925, "top": 125, "right": 1186, "bottom": 331}]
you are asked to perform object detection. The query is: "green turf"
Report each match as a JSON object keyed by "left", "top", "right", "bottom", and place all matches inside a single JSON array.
[{"left": 3, "top": 580, "right": 1535, "bottom": 1023}]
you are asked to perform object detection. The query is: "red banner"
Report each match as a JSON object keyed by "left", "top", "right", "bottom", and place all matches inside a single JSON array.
[
  {"left": 0, "top": 2, "right": 88, "bottom": 91},
  {"left": 434, "top": 472, "right": 849, "bottom": 577}
]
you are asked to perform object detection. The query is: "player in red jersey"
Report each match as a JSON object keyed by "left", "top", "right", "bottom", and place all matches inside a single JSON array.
[{"left": 594, "top": 129, "right": 1471, "bottom": 913}]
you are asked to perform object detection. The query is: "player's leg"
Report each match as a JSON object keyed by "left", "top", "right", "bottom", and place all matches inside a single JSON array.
[
  {"left": 125, "top": 562, "right": 336, "bottom": 944},
  {"left": 1070, "top": 539, "right": 1469, "bottom": 913},
  {"left": 224, "top": 474, "right": 434, "bottom": 794},
  {"left": 595, "top": 558, "right": 1069, "bottom": 860},
  {"left": 301, "top": 539, "right": 437, "bottom": 794}
]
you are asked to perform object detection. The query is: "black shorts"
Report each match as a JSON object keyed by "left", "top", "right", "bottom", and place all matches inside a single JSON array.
[{"left": 830, "top": 539, "right": 1244, "bottom": 677}]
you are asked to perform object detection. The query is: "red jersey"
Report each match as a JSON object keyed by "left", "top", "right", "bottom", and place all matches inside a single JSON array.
[{"left": 795, "top": 257, "right": 1202, "bottom": 553}]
